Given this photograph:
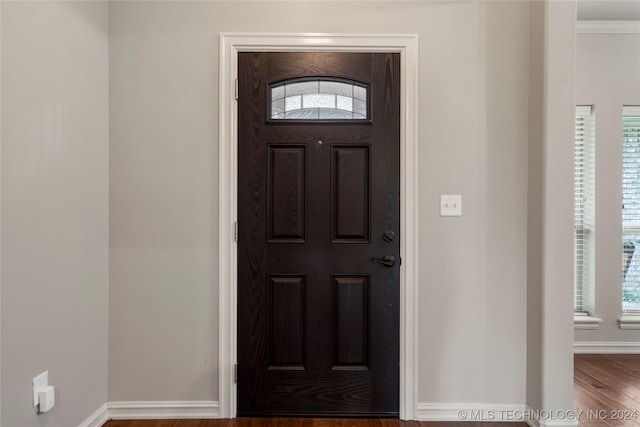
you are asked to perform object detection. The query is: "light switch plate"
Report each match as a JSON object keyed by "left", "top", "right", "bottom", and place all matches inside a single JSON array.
[
  {"left": 440, "top": 195, "right": 462, "bottom": 216},
  {"left": 33, "top": 371, "right": 48, "bottom": 407}
]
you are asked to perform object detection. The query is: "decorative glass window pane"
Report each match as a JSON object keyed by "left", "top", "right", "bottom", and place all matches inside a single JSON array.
[
  {"left": 336, "top": 96, "right": 353, "bottom": 112},
  {"left": 303, "top": 94, "right": 335, "bottom": 109},
  {"left": 319, "top": 109, "right": 354, "bottom": 120},
  {"left": 320, "top": 81, "right": 353, "bottom": 97},
  {"left": 285, "top": 96, "right": 302, "bottom": 112},
  {"left": 287, "top": 81, "right": 318, "bottom": 96},
  {"left": 272, "top": 98, "right": 285, "bottom": 118},
  {"left": 354, "top": 85, "right": 367, "bottom": 101},
  {"left": 272, "top": 85, "right": 285, "bottom": 101},
  {"left": 353, "top": 99, "right": 367, "bottom": 118},
  {"left": 286, "top": 109, "right": 319, "bottom": 120},
  {"left": 270, "top": 78, "right": 368, "bottom": 121}
]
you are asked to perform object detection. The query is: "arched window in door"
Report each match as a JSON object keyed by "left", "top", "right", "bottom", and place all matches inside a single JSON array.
[{"left": 270, "top": 78, "right": 369, "bottom": 121}]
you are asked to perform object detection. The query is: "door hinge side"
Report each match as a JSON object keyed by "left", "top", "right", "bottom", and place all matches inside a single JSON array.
[
  {"left": 235, "top": 79, "right": 239, "bottom": 101},
  {"left": 233, "top": 221, "right": 238, "bottom": 242},
  {"left": 234, "top": 364, "right": 238, "bottom": 384}
]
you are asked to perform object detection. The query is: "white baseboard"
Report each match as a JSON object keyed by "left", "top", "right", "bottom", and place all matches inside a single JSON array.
[
  {"left": 417, "top": 403, "right": 578, "bottom": 426},
  {"left": 417, "top": 403, "right": 527, "bottom": 422},
  {"left": 109, "top": 401, "right": 220, "bottom": 419},
  {"left": 78, "top": 403, "right": 110, "bottom": 427},
  {"left": 525, "top": 404, "right": 586, "bottom": 427},
  {"left": 82, "top": 401, "right": 579, "bottom": 426},
  {"left": 574, "top": 341, "right": 640, "bottom": 354},
  {"left": 78, "top": 401, "right": 220, "bottom": 426}
]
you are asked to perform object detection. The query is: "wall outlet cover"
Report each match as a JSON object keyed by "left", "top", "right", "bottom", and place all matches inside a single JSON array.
[{"left": 32, "top": 371, "right": 48, "bottom": 407}]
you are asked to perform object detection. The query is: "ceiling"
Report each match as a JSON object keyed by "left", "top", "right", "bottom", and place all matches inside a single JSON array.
[{"left": 577, "top": 0, "right": 640, "bottom": 20}]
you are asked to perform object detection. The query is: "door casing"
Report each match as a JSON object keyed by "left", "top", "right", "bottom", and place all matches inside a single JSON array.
[{"left": 218, "top": 33, "right": 419, "bottom": 420}]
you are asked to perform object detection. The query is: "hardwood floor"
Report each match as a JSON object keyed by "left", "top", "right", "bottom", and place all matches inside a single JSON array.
[
  {"left": 103, "top": 355, "right": 640, "bottom": 427},
  {"left": 574, "top": 354, "right": 640, "bottom": 427},
  {"left": 104, "top": 421, "right": 525, "bottom": 427}
]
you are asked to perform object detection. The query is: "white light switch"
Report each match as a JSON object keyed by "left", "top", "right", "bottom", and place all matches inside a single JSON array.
[{"left": 440, "top": 195, "right": 462, "bottom": 216}]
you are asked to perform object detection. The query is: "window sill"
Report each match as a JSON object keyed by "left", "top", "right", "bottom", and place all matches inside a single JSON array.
[
  {"left": 574, "top": 313, "right": 603, "bottom": 330},
  {"left": 618, "top": 313, "right": 640, "bottom": 330}
]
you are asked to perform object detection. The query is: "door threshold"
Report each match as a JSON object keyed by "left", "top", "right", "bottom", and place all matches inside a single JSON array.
[{"left": 237, "top": 412, "right": 400, "bottom": 419}]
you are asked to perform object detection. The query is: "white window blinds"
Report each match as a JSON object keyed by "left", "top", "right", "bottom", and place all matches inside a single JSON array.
[
  {"left": 575, "top": 106, "right": 595, "bottom": 313},
  {"left": 622, "top": 106, "right": 640, "bottom": 312}
]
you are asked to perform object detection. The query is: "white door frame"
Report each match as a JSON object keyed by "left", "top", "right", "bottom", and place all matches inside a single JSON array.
[{"left": 218, "top": 33, "right": 419, "bottom": 420}]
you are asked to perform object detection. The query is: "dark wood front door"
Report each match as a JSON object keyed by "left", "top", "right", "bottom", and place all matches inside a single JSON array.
[{"left": 237, "top": 52, "right": 400, "bottom": 417}]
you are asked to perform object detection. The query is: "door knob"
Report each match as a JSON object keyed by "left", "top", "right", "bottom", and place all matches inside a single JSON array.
[{"left": 371, "top": 255, "right": 396, "bottom": 267}]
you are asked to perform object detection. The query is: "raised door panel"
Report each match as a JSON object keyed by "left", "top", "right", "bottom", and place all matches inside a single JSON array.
[
  {"left": 332, "top": 275, "right": 370, "bottom": 369},
  {"left": 268, "top": 145, "right": 306, "bottom": 243},
  {"left": 267, "top": 275, "right": 306, "bottom": 369},
  {"left": 331, "top": 146, "right": 370, "bottom": 243}
]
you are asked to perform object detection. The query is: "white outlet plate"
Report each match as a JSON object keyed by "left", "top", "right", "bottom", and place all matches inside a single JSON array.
[{"left": 33, "top": 371, "right": 48, "bottom": 407}]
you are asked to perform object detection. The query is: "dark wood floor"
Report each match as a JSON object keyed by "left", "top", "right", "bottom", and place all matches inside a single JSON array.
[
  {"left": 104, "top": 355, "right": 640, "bottom": 427},
  {"left": 104, "top": 421, "right": 525, "bottom": 427},
  {"left": 574, "top": 354, "right": 640, "bottom": 426}
]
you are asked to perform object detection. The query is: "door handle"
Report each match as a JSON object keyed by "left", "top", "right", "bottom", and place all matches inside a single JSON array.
[{"left": 371, "top": 255, "right": 396, "bottom": 267}]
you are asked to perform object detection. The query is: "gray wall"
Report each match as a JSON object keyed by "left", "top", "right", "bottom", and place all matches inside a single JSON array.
[
  {"left": 108, "top": 0, "right": 529, "bottom": 404},
  {"left": 108, "top": 0, "right": 220, "bottom": 402},
  {"left": 575, "top": 32, "right": 640, "bottom": 343},
  {"left": 0, "top": 1, "right": 578, "bottom": 423},
  {"left": 527, "top": 0, "right": 545, "bottom": 410},
  {"left": 1, "top": 2, "right": 109, "bottom": 427},
  {"left": 527, "top": 1, "right": 577, "bottom": 413}
]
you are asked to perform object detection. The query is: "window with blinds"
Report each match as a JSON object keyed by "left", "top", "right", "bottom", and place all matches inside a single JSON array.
[
  {"left": 622, "top": 106, "right": 640, "bottom": 312},
  {"left": 575, "top": 106, "right": 595, "bottom": 313}
]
